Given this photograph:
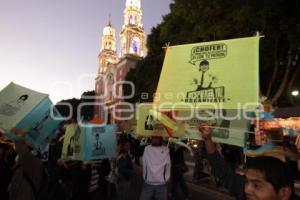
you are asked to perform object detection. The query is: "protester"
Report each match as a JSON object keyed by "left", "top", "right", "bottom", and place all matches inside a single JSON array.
[
  {"left": 117, "top": 139, "right": 134, "bottom": 200},
  {"left": 130, "top": 135, "right": 142, "bottom": 166},
  {"left": 139, "top": 136, "right": 171, "bottom": 200},
  {"left": 98, "top": 159, "right": 111, "bottom": 198},
  {"left": 106, "top": 142, "right": 121, "bottom": 200},
  {"left": 282, "top": 136, "right": 300, "bottom": 180},
  {"left": 44, "top": 157, "right": 66, "bottom": 200},
  {"left": 0, "top": 143, "right": 12, "bottom": 200},
  {"left": 221, "top": 144, "right": 244, "bottom": 170},
  {"left": 56, "top": 160, "right": 73, "bottom": 200},
  {"left": 198, "top": 125, "right": 298, "bottom": 200},
  {"left": 87, "top": 164, "right": 101, "bottom": 200},
  {"left": 169, "top": 144, "right": 190, "bottom": 200},
  {"left": 9, "top": 139, "right": 44, "bottom": 200},
  {"left": 193, "top": 140, "right": 210, "bottom": 180}
]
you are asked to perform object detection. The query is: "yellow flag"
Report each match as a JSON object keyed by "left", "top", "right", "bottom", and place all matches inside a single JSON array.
[{"left": 154, "top": 37, "right": 259, "bottom": 110}]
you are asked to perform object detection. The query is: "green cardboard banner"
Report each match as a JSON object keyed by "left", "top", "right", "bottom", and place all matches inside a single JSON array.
[
  {"left": 176, "top": 109, "right": 250, "bottom": 148},
  {"left": 135, "top": 103, "right": 250, "bottom": 147},
  {"left": 154, "top": 37, "right": 259, "bottom": 110}
]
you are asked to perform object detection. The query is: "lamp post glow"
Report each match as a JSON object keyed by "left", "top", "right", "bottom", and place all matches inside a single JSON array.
[{"left": 291, "top": 90, "right": 299, "bottom": 96}]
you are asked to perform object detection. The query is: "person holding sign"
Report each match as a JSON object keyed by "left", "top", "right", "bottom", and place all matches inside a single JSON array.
[
  {"left": 139, "top": 136, "right": 171, "bottom": 200},
  {"left": 198, "top": 125, "right": 297, "bottom": 200},
  {"left": 8, "top": 133, "right": 44, "bottom": 200},
  {"left": 117, "top": 139, "right": 134, "bottom": 200}
]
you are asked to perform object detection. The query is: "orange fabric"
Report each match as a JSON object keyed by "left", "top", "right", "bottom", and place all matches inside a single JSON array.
[{"left": 90, "top": 116, "right": 103, "bottom": 124}]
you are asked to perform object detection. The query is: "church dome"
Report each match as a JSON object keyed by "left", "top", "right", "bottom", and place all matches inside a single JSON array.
[
  {"left": 103, "top": 23, "right": 115, "bottom": 36},
  {"left": 126, "top": 0, "right": 141, "bottom": 9}
]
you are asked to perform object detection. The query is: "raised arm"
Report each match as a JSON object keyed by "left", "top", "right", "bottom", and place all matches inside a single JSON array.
[{"left": 198, "top": 124, "right": 245, "bottom": 200}]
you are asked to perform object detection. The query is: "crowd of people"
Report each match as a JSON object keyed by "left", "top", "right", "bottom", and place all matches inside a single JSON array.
[{"left": 0, "top": 125, "right": 300, "bottom": 200}]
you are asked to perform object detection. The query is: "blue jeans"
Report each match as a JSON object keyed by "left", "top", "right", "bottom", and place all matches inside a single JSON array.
[{"left": 139, "top": 182, "right": 167, "bottom": 200}]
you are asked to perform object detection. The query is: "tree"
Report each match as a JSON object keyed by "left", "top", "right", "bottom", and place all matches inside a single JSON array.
[
  {"left": 55, "top": 90, "right": 96, "bottom": 121},
  {"left": 124, "top": 26, "right": 165, "bottom": 103},
  {"left": 125, "top": 0, "right": 300, "bottom": 106},
  {"left": 55, "top": 98, "right": 81, "bottom": 121},
  {"left": 80, "top": 90, "right": 96, "bottom": 121}
]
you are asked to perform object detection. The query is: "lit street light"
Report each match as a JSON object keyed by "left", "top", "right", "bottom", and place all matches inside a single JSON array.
[{"left": 291, "top": 90, "right": 299, "bottom": 96}]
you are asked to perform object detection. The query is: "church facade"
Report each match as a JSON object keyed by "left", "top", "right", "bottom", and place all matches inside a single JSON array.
[{"left": 94, "top": 0, "right": 146, "bottom": 128}]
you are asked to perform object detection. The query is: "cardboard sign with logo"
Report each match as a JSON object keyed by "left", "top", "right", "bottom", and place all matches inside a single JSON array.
[
  {"left": 61, "top": 123, "right": 84, "bottom": 161},
  {"left": 136, "top": 104, "right": 169, "bottom": 137},
  {"left": 148, "top": 108, "right": 251, "bottom": 148},
  {"left": 61, "top": 123, "right": 117, "bottom": 161},
  {"left": 83, "top": 124, "right": 117, "bottom": 160},
  {"left": 136, "top": 103, "right": 250, "bottom": 147},
  {"left": 0, "top": 82, "right": 62, "bottom": 147},
  {"left": 154, "top": 37, "right": 259, "bottom": 110},
  {"left": 176, "top": 109, "right": 251, "bottom": 148}
]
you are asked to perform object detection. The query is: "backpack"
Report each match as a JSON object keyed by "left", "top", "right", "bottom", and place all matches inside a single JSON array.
[{"left": 23, "top": 168, "right": 58, "bottom": 200}]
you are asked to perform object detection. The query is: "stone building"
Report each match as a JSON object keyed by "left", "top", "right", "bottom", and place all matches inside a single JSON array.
[{"left": 94, "top": 0, "right": 146, "bottom": 129}]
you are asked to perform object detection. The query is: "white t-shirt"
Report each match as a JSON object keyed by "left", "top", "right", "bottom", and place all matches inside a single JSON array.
[{"left": 142, "top": 145, "right": 171, "bottom": 185}]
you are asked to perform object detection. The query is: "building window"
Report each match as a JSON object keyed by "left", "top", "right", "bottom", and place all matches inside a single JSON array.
[
  {"left": 131, "top": 37, "right": 140, "bottom": 54},
  {"left": 129, "top": 15, "right": 135, "bottom": 24}
]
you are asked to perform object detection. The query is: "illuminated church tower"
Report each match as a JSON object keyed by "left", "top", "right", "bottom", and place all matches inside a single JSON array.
[
  {"left": 94, "top": 0, "right": 147, "bottom": 125},
  {"left": 120, "top": 0, "right": 146, "bottom": 57},
  {"left": 94, "top": 22, "right": 117, "bottom": 118},
  {"left": 98, "top": 22, "right": 117, "bottom": 74}
]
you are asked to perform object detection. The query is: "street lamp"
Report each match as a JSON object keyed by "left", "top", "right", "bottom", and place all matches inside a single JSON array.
[{"left": 291, "top": 90, "right": 299, "bottom": 96}]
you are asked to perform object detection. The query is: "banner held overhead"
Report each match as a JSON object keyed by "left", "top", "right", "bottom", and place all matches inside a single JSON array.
[{"left": 154, "top": 36, "right": 259, "bottom": 110}]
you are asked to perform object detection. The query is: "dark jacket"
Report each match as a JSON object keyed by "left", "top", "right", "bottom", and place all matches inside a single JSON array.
[
  {"left": 117, "top": 153, "right": 134, "bottom": 181},
  {"left": 206, "top": 152, "right": 300, "bottom": 200},
  {"left": 9, "top": 149, "right": 43, "bottom": 200},
  {"left": 0, "top": 156, "right": 11, "bottom": 200},
  {"left": 206, "top": 152, "right": 245, "bottom": 200}
]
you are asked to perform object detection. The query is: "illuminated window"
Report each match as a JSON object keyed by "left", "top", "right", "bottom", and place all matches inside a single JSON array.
[
  {"left": 132, "top": 37, "right": 140, "bottom": 53},
  {"left": 129, "top": 15, "right": 135, "bottom": 24}
]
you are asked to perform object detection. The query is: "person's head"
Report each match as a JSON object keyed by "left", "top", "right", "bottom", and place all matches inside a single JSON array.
[
  {"left": 199, "top": 60, "right": 209, "bottom": 72},
  {"left": 264, "top": 129, "right": 283, "bottom": 142},
  {"left": 245, "top": 156, "right": 293, "bottom": 200},
  {"left": 151, "top": 136, "right": 163, "bottom": 146},
  {"left": 118, "top": 139, "right": 130, "bottom": 153},
  {"left": 123, "top": 140, "right": 131, "bottom": 153}
]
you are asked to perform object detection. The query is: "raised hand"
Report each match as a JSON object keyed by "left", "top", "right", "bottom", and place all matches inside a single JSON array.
[{"left": 197, "top": 123, "right": 212, "bottom": 140}]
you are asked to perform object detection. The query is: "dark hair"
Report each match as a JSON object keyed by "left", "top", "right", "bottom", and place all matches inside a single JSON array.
[
  {"left": 0, "top": 143, "right": 10, "bottom": 151},
  {"left": 118, "top": 138, "right": 131, "bottom": 145},
  {"left": 118, "top": 139, "right": 130, "bottom": 153},
  {"left": 246, "top": 156, "right": 294, "bottom": 192},
  {"left": 199, "top": 60, "right": 209, "bottom": 66},
  {"left": 19, "top": 94, "right": 29, "bottom": 101},
  {"left": 265, "top": 129, "right": 283, "bottom": 141}
]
